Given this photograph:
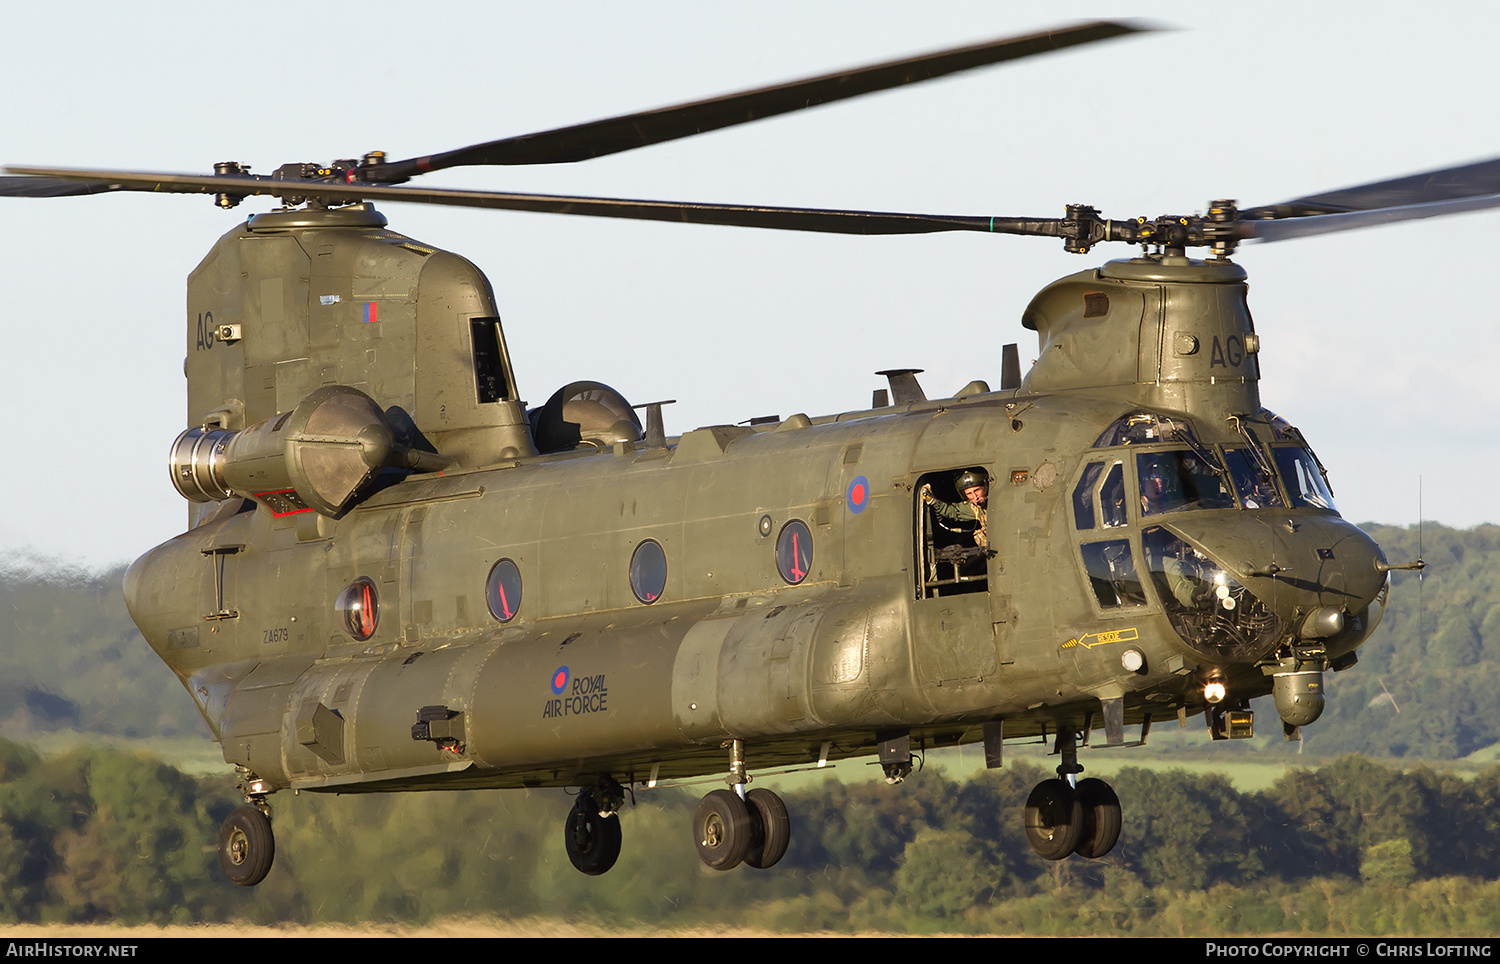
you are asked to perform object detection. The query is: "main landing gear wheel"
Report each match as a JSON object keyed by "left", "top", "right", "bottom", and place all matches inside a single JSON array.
[
  {"left": 564, "top": 789, "right": 622, "bottom": 876},
  {"left": 694, "top": 788, "right": 754, "bottom": 871},
  {"left": 1024, "top": 779, "right": 1084, "bottom": 861},
  {"left": 218, "top": 806, "right": 275, "bottom": 886},
  {"left": 743, "top": 788, "right": 791, "bottom": 870},
  {"left": 1073, "top": 777, "right": 1122, "bottom": 859}
]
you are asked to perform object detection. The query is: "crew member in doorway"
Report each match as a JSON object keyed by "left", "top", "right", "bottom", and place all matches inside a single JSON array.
[{"left": 921, "top": 468, "right": 989, "bottom": 549}]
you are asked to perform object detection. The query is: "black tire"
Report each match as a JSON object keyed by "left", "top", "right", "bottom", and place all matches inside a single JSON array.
[
  {"left": 743, "top": 788, "right": 791, "bottom": 870},
  {"left": 564, "top": 791, "right": 622, "bottom": 876},
  {"left": 218, "top": 805, "right": 275, "bottom": 886},
  {"left": 694, "top": 788, "right": 753, "bottom": 871},
  {"left": 1024, "top": 778, "right": 1084, "bottom": 861},
  {"left": 1073, "top": 778, "right": 1122, "bottom": 859}
]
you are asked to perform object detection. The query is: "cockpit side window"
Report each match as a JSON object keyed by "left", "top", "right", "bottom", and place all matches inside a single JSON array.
[
  {"left": 1072, "top": 460, "right": 1127, "bottom": 531},
  {"left": 1073, "top": 458, "right": 1147, "bottom": 611},
  {"left": 1100, "top": 463, "right": 1128, "bottom": 527}
]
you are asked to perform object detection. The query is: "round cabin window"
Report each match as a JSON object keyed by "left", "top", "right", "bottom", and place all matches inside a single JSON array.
[
  {"left": 630, "top": 540, "right": 667, "bottom": 604},
  {"left": 777, "top": 520, "right": 813, "bottom": 585},
  {"left": 486, "top": 558, "right": 523, "bottom": 622},
  {"left": 337, "top": 577, "right": 379, "bottom": 641}
]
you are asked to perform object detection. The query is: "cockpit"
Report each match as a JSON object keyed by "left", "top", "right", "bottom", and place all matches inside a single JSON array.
[{"left": 1069, "top": 410, "right": 1343, "bottom": 660}]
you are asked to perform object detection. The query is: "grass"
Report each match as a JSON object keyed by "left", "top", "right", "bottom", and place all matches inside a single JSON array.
[{"left": 7, "top": 723, "right": 1494, "bottom": 794}]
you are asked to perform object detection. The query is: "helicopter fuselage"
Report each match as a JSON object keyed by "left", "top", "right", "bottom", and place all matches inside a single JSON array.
[
  {"left": 124, "top": 362, "right": 1386, "bottom": 795},
  {"left": 109, "top": 206, "right": 1390, "bottom": 884}
]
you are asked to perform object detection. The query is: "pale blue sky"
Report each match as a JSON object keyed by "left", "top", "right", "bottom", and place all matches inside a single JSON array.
[{"left": 3, "top": 1, "right": 1496, "bottom": 567}]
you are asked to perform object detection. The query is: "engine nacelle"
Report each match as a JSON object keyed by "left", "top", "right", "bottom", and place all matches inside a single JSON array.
[{"left": 169, "top": 385, "right": 441, "bottom": 517}]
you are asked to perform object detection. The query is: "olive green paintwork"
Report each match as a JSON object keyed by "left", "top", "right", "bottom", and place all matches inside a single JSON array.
[{"left": 124, "top": 208, "right": 1388, "bottom": 797}]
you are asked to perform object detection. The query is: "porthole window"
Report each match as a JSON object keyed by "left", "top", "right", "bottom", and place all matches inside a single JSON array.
[
  {"left": 337, "top": 577, "right": 379, "bottom": 641},
  {"left": 486, "top": 558, "right": 523, "bottom": 622},
  {"left": 776, "top": 520, "right": 813, "bottom": 585},
  {"left": 630, "top": 540, "right": 667, "bottom": 604}
]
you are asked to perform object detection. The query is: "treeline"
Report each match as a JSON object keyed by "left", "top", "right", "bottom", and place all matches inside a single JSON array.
[
  {"left": 4, "top": 524, "right": 1499, "bottom": 762},
  {"left": 0, "top": 563, "right": 204, "bottom": 738},
  {"left": 1312, "top": 524, "right": 1500, "bottom": 759},
  {"left": 2, "top": 739, "right": 1497, "bottom": 934}
]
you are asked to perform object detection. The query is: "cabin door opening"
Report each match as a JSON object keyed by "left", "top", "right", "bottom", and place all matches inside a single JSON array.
[{"left": 914, "top": 468, "right": 990, "bottom": 600}]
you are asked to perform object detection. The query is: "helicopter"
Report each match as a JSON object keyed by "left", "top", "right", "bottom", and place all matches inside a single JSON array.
[{"left": 2, "top": 17, "right": 1485, "bottom": 887}]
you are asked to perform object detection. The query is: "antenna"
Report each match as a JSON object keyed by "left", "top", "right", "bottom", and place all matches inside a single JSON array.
[
  {"left": 876, "top": 369, "right": 927, "bottom": 404},
  {"left": 631, "top": 400, "right": 676, "bottom": 448},
  {"left": 1418, "top": 477, "right": 1425, "bottom": 653},
  {"left": 1001, "top": 343, "right": 1022, "bottom": 390}
]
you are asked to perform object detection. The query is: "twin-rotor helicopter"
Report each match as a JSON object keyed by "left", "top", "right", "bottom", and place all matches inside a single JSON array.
[{"left": 3, "top": 20, "right": 1477, "bottom": 885}]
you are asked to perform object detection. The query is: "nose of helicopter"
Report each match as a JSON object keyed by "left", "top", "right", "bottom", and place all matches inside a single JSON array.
[
  {"left": 1276, "top": 515, "right": 1388, "bottom": 617},
  {"left": 1226, "top": 513, "right": 1387, "bottom": 636},
  {"left": 1165, "top": 512, "right": 1388, "bottom": 641}
]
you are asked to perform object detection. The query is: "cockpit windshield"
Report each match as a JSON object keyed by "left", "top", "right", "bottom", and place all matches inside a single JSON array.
[
  {"left": 1090, "top": 411, "right": 1338, "bottom": 515},
  {"left": 1257, "top": 411, "right": 1338, "bottom": 511},
  {"left": 1136, "top": 450, "right": 1235, "bottom": 516},
  {"left": 1222, "top": 447, "right": 1285, "bottom": 509},
  {"left": 1274, "top": 447, "right": 1338, "bottom": 510}
]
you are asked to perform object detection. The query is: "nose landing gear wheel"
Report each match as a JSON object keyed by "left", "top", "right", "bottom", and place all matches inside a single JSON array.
[
  {"left": 218, "top": 806, "right": 275, "bottom": 886},
  {"left": 694, "top": 789, "right": 753, "bottom": 871},
  {"left": 743, "top": 787, "right": 791, "bottom": 870},
  {"left": 1024, "top": 778, "right": 1084, "bottom": 861},
  {"left": 1073, "top": 777, "right": 1122, "bottom": 859},
  {"left": 564, "top": 789, "right": 622, "bottom": 876}
]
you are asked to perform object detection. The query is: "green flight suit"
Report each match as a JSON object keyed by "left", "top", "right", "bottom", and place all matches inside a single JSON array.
[{"left": 926, "top": 494, "right": 988, "bottom": 549}]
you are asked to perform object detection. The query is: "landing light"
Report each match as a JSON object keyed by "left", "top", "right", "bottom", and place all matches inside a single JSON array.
[
  {"left": 1203, "top": 680, "right": 1227, "bottom": 704},
  {"left": 1121, "top": 648, "right": 1145, "bottom": 673}
]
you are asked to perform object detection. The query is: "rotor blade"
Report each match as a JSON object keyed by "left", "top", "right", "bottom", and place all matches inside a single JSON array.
[
  {"left": 1242, "top": 156, "right": 1500, "bottom": 219},
  {"left": 0, "top": 175, "right": 126, "bottom": 198},
  {"left": 3, "top": 166, "right": 1074, "bottom": 237},
  {"left": 1239, "top": 191, "right": 1500, "bottom": 243},
  {"left": 373, "top": 20, "right": 1151, "bottom": 180}
]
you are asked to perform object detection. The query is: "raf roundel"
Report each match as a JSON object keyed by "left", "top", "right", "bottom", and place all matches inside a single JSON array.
[
  {"left": 847, "top": 475, "right": 870, "bottom": 514},
  {"left": 550, "top": 666, "right": 570, "bottom": 696}
]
